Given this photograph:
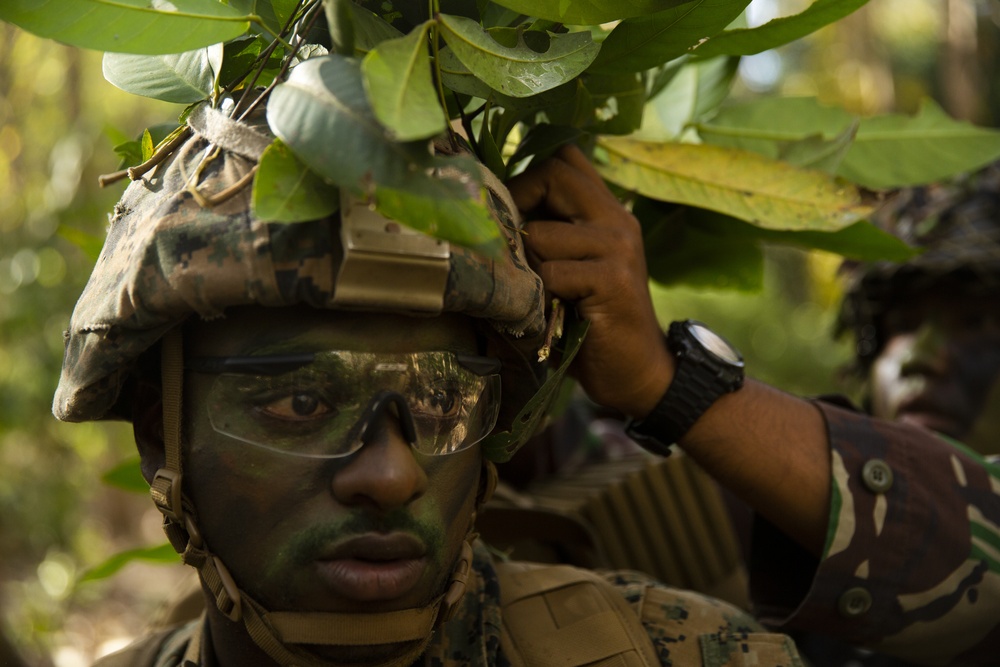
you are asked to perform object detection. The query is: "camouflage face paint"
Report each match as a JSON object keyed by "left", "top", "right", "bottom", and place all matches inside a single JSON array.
[{"left": 182, "top": 307, "right": 484, "bottom": 613}]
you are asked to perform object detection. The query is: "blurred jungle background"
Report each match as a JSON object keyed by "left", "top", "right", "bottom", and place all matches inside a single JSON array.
[{"left": 2, "top": 0, "right": 999, "bottom": 664}]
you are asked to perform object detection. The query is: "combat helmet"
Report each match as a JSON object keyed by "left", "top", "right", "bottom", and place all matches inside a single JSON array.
[
  {"left": 52, "top": 93, "right": 573, "bottom": 666},
  {"left": 838, "top": 161, "right": 1000, "bottom": 368}
]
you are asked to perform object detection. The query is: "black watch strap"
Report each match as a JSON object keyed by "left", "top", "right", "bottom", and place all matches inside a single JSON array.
[
  {"left": 625, "top": 321, "right": 744, "bottom": 456},
  {"left": 624, "top": 357, "right": 715, "bottom": 456}
]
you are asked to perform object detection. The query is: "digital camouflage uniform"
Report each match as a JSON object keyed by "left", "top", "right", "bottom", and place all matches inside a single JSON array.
[
  {"left": 750, "top": 399, "right": 1000, "bottom": 666},
  {"left": 104, "top": 543, "right": 803, "bottom": 667}
]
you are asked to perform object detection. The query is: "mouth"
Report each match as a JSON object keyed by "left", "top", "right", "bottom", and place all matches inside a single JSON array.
[{"left": 314, "top": 533, "right": 428, "bottom": 602}]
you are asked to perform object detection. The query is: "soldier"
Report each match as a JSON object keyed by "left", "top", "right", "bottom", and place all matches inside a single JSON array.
[
  {"left": 780, "top": 167, "right": 1000, "bottom": 666},
  {"left": 507, "top": 149, "right": 1000, "bottom": 665},
  {"left": 58, "top": 105, "right": 801, "bottom": 666},
  {"left": 839, "top": 164, "right": 1000, "bottom": 454}
]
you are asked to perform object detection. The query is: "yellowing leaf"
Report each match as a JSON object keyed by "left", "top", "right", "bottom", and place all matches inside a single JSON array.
[{"left": 597, "top": 137, "right": 873, "bottom": 231}]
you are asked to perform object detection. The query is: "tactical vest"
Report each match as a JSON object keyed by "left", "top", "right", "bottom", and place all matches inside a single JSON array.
[{"left": 94, "top": 559, "right": 800, "bottom": 667}]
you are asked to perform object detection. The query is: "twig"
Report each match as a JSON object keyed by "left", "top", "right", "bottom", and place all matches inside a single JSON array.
[
  {"left": 125, "top": 128, "right": 192, "bottom": 181},
  {"left": 200, "top": 165, "right": 258, "bottom": 207},
  {"left": 537, "top": 298, "right": 565, "bottom": 362}
]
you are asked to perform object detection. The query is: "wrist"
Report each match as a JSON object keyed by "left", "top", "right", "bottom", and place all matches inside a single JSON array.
[{"left": 625, "top": 320, "right": 745, "bottom": 456}]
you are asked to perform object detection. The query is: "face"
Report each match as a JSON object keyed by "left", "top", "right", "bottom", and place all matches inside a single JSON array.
[
  {"left": 181, "top": 306, "right": 484, "bottom": 621},
  {"left": 868, "top": 284, "right": 1000, "bottom": 445}
]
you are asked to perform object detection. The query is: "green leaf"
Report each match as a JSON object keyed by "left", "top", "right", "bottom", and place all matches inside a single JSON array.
[
  {"left": 0, "top": 0, "right": 251, "bottom": 55},
  {"left": 438, "top": 14, "right": 599, "bottom": 98},
  {"left": 229, "top": 0, "right": 294, "bottom": 37},
  {"left": 374, "top": 169, "right": 504, "bottom": 255},
  {"left": 479, "top": 112, "right": 507, "bottom": 179},
  {"left": 353, "top": 5, "right": 405, "bottom": 55},
  {"left": 780, "top": 120, "right": 858, "bottom": 174},
  {"left": 587, "top": 0, "right": 751, "bottom": 74},
  {"left": 638, "top": 56, "right": 738, "bottom": 141},
  {"left": 437, "top": 45, "right": 578, "bottom": 115},
  {"left": 697, "top": 97, "right": 1000, "bottom": 189},
  {"left": 102, "top": 44, "right": 222, "bottom": 103},
  {"left": 840, "top": 99, "right": 1000, "bottom": 189},
  {"left": 583, "top": 72, "right": 646, "bottom": 136},
  {"left": 683, "top": 207, "right": 917, "bottom": 260},
  {"left": 218, "top": 35, "right": 283, "bottom": 90},
  {"left": 100, "top": 456, "right": 148, "bottom": 494},
  {"left": 362, "top": 22, "right": 446, "bottom": 141},
  {"left": 692, "top": 0, "right": 869, "bottom": 59},
  {"left": 267, "top": 55, "right": 501, "bottom": 251},
  {"left": 325, "top": 0, "right": 356, "bottom": 55},
  {"left": 252, "top": 139, "right": 340, "bottom": 222},
  {"left": 481, "top": 316, "right": 590, "bottom": 462},
  {"left": 636, "top": 199, "right": 764, "bottom": 290},
  {"left": 508, "top": 123, "right": 583, "bottom": 171},
  {"left": 140, "top": 129, "right": 155, "bottom": 161},
  {"left": 597, "top": 137, "right": 874, "bottom": 231},
  {"left": 487, "top": 0, "right": 694, "bottom": 24},
  {"left": 695, "top": 96, "right": 856, "bottom": 153},
  {"left": 268, "top": 55, "right": 432, "bottom": 191},
  {"left": 78, "top": 543, "right": 178, "bottom": 584}
]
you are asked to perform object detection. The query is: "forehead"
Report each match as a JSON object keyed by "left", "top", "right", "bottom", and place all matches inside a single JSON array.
[{"left": 185, "top": 306, "right": 479, "bottom": 357}]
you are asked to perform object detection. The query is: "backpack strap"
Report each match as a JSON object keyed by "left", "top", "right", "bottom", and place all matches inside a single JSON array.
[{"left": 496, "top": 561, "right": 660, "bottom": 667}]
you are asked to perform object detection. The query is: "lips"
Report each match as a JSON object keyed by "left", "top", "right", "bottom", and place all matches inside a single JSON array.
[{"left": 314, "top": 533, "right": 428, "bottom": 602}]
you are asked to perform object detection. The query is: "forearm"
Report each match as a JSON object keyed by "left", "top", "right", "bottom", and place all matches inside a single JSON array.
[{"left": 643, "top": 376, "right": 832, "bottom": 557}]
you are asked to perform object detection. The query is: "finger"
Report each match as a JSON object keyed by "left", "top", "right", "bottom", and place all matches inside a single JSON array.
[
  {"left": 507, "top": 156, "right": 620, "bottom": 224},
  {"left": 553, "top": 144, "right": 605, "bottom": 189},
  {"left": 524, "top": 218, "right": 644, "bottom": 264},
  {"left": 534, "top": 255, "right": 647, "bottom": 306},
  {"left": 531, "top": 258, "right": 600, "bottom": 302}
]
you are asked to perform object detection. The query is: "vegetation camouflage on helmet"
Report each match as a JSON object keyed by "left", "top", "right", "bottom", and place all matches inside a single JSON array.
[
  {"left": 838, "top": 161, "right": 1000, "bottom": 365},
  {"left": 53, "top": 102, "right": 546, "bottom": 428}
]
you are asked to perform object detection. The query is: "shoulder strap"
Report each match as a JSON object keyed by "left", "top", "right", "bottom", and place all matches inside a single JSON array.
[{"left": 496, "top": 561, "right": 660, "bottom": 667}]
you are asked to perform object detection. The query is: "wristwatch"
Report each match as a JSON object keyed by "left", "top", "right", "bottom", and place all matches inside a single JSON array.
[{"left": 625, "top": 320, "right": 745, "bottom": 456}]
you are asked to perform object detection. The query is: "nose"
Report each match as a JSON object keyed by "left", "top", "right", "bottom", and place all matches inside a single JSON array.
[
  {"left": 331, "top": 410, "right": 428, "bottom": 511},
  {"left": 899, "top": 318, "right": 951, "bottom": 378}
]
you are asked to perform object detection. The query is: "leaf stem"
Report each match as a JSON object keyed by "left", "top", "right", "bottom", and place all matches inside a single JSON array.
[
  {"left": 237, "top": 0, "right": 323, "bottom": 122},
  {"left": 124, "top": 127, "right": 192, "bottom": 182},
  {"left": 231, "top": 0, "right": 312, "bottom": 118},
  {"left": 429, "top": 3, "right": 455, "bottom": 149}
]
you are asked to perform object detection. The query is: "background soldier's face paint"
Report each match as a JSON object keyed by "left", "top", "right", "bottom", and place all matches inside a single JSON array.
[
  {"left": 869, "top": 283, "right": 1000, "bottom": 448},
  {"left": 181, "top": 307, "right": 484, "bottom": 622}
]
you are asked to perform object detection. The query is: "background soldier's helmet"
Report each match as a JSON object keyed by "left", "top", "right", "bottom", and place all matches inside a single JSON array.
[
  {"left": 838, "top": 161, "right": 1000, "bottom": 369},
  {"left": 52, "top": 103, "right": 550, "bottom": 460}
]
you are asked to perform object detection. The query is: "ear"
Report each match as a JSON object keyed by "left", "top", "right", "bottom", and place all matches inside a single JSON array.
[{"left": 132, "top": 377, "right": 166, "bottom": 485}]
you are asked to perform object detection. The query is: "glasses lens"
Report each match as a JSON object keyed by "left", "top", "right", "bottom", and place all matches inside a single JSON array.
[{"left": 200, "top": 351, "right": 500, "bottom": 458}]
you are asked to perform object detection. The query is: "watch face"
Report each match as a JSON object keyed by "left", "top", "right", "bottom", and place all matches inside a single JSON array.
[{"left": 689, "top": 323, "right": 744, "bottom": 366}]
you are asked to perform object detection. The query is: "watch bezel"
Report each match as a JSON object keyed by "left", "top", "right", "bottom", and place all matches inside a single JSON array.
[{"left": 684, "top": 321, "right": 744, "bottom": 368}]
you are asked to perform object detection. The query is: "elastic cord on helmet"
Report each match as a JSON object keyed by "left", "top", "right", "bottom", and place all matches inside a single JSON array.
[{"left": 150, "top": 327, "right": 481, "bottom": 666}]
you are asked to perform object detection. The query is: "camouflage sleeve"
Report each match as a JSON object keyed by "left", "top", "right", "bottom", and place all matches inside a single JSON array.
[
  {"left": 604, "top": 571, "right": 804, "bottom": 666},
  {"left": 750, "top": 398, "right": 1000, "bottom": 665}
]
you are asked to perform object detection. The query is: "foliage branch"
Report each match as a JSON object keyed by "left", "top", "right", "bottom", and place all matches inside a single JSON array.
[
  {"left": 6, "top": 0, "right": 1000, "bottom": 286},
  {"left": 7, "top": 0, "right": 1000, "bottom": 583}
]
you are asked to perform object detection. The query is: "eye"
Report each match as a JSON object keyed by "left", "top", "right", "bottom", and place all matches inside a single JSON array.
[
  {"left": 259, "top": 392, "right": 333, "bottom": 421},
  {"left": 413, "top": 383, "right": 461, "bottom": 420}
]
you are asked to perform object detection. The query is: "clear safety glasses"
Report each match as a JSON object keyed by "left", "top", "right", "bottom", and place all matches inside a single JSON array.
[{"left": 186, "top": 350, "right": 502, "bottom": 458}]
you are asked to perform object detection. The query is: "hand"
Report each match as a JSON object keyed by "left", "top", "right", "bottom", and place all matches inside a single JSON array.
[{"left": 506, "top": 145, "right": 673, "bottom": 418}]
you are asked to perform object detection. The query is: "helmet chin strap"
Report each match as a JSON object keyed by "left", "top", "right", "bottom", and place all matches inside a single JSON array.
[{"left": 150, "top": 328, "right": 486, "bottom": 666}]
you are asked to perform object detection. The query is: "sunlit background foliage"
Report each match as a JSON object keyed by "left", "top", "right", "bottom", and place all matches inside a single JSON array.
[{"left": 1, "top": 1, "right": 998, "bottom": 664}]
